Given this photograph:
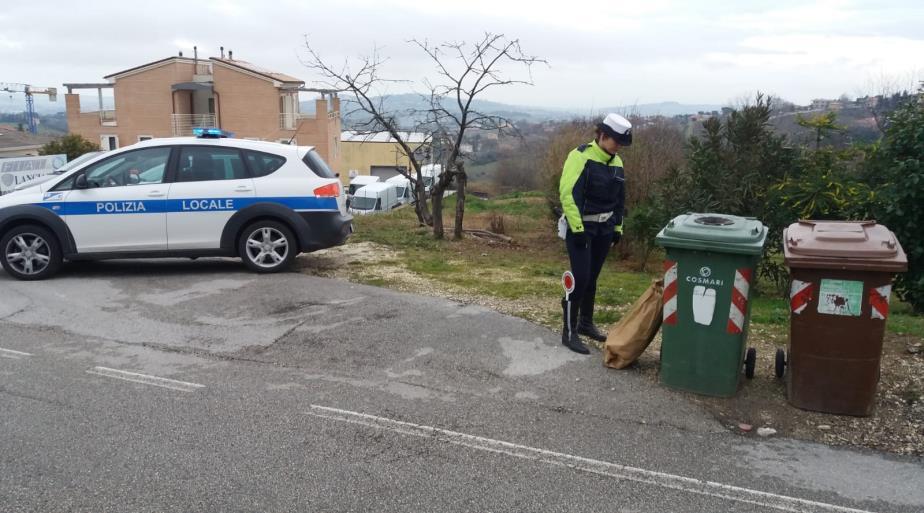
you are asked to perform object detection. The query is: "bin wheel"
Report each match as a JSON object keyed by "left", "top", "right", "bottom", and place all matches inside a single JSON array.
[
  {"left": 744, "top": 347, "right": 757, "bottom": 379},
  {"left": 775, "top": 348, "right": 787, "bottom": 378}
]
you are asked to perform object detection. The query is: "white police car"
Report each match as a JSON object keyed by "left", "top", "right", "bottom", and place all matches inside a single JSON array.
[{"left": 0, "top": 129, "right": 352, "bottom": 280}]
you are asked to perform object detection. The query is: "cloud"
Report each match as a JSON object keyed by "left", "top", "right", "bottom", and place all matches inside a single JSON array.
[
  {"left": 0, "top": 36, "right": 24, "bottom": 50},
  {"left": 706, "top": 34, "right": 924, "bottom": 73},
  {"left": 1, "top": 0, "right": 922, "bottom": 108}
]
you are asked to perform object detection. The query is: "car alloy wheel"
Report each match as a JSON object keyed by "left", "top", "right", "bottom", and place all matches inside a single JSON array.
[
  {"left": 5, "top": 232, "right": 52, "bottom": 276},
  {"left": 244, "top": 226, "right": 290, "bottom": 269}
]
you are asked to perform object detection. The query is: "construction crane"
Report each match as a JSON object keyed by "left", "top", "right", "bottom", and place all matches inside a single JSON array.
[{"left": 0, "top": 82, "right": 58, "bottom": 134}]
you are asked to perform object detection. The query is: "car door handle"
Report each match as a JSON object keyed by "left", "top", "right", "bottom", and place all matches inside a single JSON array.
[
  {"left": 147, "top": 191, "right": 165, "bottom": 197},
  {"left": 234, "top": 186, "right": 253, "bottom": 192}
]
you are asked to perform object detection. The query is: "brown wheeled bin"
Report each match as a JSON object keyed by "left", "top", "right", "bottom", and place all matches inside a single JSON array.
[{"left": 781, "top": 221, "right": 908, "bottom": 416}]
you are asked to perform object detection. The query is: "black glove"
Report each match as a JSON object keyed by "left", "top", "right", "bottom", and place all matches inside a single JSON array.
[
  {"left": 612, "top": 232, "right": 622, "bottom": 246},
  {"left": 571, "top": 231, "right": 589, "bottom": 249}
]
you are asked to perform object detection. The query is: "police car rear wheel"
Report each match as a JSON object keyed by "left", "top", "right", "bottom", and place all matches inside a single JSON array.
[
  {"left": 239, "top": 221, "right": 295, "bottom": 273},
  {"left": 1, "top": 224, "right": 63, "bottom": 281}
]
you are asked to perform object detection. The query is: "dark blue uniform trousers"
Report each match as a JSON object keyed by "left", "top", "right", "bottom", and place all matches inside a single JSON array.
[{"left": 565, "top": 222, "right": 614, "bottom": 320}]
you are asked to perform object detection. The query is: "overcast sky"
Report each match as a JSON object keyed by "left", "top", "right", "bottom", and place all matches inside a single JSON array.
[{"left": 2, "top": 0, "right": 921, "bottom": 111}]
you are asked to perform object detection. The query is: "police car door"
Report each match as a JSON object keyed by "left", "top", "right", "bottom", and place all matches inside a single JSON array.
[
  {"left": 62, "top": 147, "right": 170, "bottom": 253},
  {"left": 167, "top": 145, "right": 255, "bottom": 249}
]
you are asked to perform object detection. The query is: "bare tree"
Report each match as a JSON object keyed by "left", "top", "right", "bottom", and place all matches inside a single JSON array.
[
  {"left": 300, "top": 41, "right": 433, "bottom": 226},
  {"left": 301, "top": 34, "right": 544, "bottom": 239},
  {"left": 412, "top": 34, "right": 545, "bottom": 239}
]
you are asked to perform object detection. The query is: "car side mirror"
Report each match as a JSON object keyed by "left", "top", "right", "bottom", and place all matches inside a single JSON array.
[{"left": 74, "top": 174, "right": 89, "bottom": 189}]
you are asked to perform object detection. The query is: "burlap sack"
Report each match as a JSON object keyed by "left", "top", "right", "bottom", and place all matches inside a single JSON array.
[{"left": 603, "top": 279, "right": 664, "bottom": 369}]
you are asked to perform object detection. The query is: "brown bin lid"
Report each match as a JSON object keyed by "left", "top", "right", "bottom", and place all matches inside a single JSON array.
[{"left": 784, "top": 220, "right": 908, "bottom": 272}]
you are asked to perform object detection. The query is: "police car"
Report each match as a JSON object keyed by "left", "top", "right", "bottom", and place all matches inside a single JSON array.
[{"left": 0, "top": 129, "right": 352, "bottom": 280}]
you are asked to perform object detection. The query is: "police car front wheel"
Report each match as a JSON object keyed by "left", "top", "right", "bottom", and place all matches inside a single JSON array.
[
  {"left": 1, "top": 224, "right": 63, "bottom": 281},
  {"left": 239, "top": 221, "right": 296, "bottom": 273}
]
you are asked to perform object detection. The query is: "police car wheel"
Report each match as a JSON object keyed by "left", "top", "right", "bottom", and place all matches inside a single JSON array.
[
  {"left": 239, "top": 221, "right": 296, "bottom": 273},
  {"left": 1, "top": 224, "right": 63, "bottom": 281}
]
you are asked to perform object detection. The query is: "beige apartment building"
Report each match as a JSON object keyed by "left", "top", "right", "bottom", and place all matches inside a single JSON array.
[
  {"left": 64, "top": 53, "right": 341, "bottom": 169},
  {"left": 340, "top": 131, "right": 428, "bottom": 184}
]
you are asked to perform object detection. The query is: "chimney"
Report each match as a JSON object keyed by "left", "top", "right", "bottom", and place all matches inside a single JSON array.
[
  {"left": 193, "top": 46, "right": 198, "bottom": 65},
  {"left": 228, "top": 50, "right": 233, "bottom": 60},
  {"left": 220, "top": 46, "right": 225, "bottom": 59},
  {"left": 179, "top": 51, "right": 183, "bottom": 57}
]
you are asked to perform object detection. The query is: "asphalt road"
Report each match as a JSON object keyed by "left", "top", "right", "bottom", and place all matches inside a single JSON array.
[{"left": 1, "top": 258, "right": 922, "bottom": 512}]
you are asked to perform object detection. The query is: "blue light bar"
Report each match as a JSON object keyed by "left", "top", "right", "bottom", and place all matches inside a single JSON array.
[{"left": 192, "top": 127, "right": 234, "bottom": 138}]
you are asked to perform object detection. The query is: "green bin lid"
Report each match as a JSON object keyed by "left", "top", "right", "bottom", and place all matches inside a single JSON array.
[{"left": 656, "top": 213, "right": 767, "bottom": 255}]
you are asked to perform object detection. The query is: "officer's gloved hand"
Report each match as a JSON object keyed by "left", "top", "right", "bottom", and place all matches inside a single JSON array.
[
  {"left": 612, "top": 232, "right": 622, "bottom": 247},
  {"left": 571, "top": 231, "right": 589, "bottom": 249}
]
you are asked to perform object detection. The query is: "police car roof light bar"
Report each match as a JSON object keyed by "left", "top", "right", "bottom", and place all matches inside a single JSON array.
[{"left": 192, "top": 127, "right": 235, "bottom": 139}]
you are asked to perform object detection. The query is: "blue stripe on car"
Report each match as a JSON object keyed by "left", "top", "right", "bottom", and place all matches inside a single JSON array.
[{"left": 35, "top": 197, "right": 338, "bottom": 215}]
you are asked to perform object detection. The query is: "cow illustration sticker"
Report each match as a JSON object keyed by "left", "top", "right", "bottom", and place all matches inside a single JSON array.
[{"left": 817, "top": 279, "right": 863, "bottom": 317}]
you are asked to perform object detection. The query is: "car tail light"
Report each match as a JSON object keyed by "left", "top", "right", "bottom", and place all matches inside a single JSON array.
[{"left": 314, "top": 182, "right": 340, "bottom": 198}]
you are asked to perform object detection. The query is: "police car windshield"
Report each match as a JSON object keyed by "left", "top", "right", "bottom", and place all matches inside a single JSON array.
[
  {"left": 53, "top": 152, "right": 104, "bottom": 174},
  {"left": 351, "top": 197, "right": 379, "bottom": 210}
]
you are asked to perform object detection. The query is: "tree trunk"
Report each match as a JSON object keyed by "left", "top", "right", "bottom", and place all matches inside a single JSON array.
[
  {"left": 453, "top": 161, "right": 466, "bottom": 240},
  {"left": 432, "top": 189, "right": 444, "bottom": 239},
  {"left": 414, "top": 184, "right": 433, "bottom": 226}
]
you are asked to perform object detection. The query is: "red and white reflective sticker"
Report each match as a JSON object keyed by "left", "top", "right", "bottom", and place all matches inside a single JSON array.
[
  {"left": 663, "top": 260, "right": 678, "bottom": 325},
  {"left": 790, "top": 280, "right": 813, "bottom": 315},
  {"left": 870, "top": 284, "right": 892, "bottom": 320},
  {"left": 727, "top": 268, "right": 751, "bottom": 334}
]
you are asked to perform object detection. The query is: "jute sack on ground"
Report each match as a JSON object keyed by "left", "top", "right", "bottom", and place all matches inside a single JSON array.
[{"left": 603, "top": 279, "right": 664, "bottom": 369}]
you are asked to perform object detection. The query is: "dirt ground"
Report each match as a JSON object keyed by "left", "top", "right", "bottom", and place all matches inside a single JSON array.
[{"left": 297, "top": 241, "right": 924, "bottom": 457}]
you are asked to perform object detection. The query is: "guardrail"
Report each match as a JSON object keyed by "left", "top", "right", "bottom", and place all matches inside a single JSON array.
[{"left": 171, "top": 114, "right": 218, "bottom": 136}]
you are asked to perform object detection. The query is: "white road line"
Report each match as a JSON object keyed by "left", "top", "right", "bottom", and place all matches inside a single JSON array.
[
  {"left": 86, "top": 367, "right": 205, "bottom": 392},
  {"left": 306, "top": 405, "right": 875, "bottom": 513},
  {"left": 0, "top": 347, "right": 32, "bottom": 359}
]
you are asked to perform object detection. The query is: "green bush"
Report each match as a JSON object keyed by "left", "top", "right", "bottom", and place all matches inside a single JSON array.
[
  {"left": 870, "top": 92, "right": 924, "bottom": 312},
  {"left": 40, "top": 134, "right": 100, "bottom": 161},
  {"left": 655, "top": 94, "right": 797, "bottom": 293},
  {"left": 624, "top": 199, "right": 670, "bottom": 271}
]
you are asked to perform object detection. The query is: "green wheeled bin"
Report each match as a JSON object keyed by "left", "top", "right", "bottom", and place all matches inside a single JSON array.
[{"left": 655, "top": 213, "right": 768, "bottom": 397}]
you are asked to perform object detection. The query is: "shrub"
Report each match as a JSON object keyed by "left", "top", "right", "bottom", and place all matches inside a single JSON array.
[
  {"left": 40, "top": 134, "right": 100, "bottom": 161},
  {"left": 870, "top": 92, "right": 924, "bottom": 312}
]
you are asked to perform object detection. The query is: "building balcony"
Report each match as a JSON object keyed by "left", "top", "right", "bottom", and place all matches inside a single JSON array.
[
  {"left": 171, "top": 114, "right": 218, "bottom": 136},
  {"left": 279, "top": 112, "right": 317, "bottom": 130},
  {"left": 99, "top": 110, "right": 117, "bottom": 126}
]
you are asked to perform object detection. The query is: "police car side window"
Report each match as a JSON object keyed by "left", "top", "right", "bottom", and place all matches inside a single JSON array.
[
  {"left": 244, "top": 150, "right": 286, "bottom": 178},
  {"left": 177, "top": 147, "right": 248, "bottom": 182},
  {"left": 302, "top": 150, "right": 337, "bottom": 179},
  {"left": 53, "top": 148, "right": 169, "bottom": 190}
]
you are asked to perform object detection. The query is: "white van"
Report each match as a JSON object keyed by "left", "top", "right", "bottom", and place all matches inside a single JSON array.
[
  {"left": 420, "top": 164, "right": 442, "bottom": 193},
  {"left": 349, "top": 182, "right": 400, "bottom": 215},
  {"left": 385, "top": 175, "right": 413, "bottom": 205},
  {"left": 348, "top": 175, "right": 380, "bottom": 196}
]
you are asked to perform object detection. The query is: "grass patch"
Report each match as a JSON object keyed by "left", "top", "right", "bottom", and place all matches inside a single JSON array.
[
  {"left": 888, "top": 301, "right": 924, "bottom": 337},
  {"left": 344, "top": 192, "right": 922, "bottom": 342}
]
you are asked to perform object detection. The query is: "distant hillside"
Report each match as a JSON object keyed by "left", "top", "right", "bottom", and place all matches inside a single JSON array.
[
  {"left": 303, "top": 94, "right": 724, "bottom": 128},
  {"left": 770, "top": 105, "right": 882, "bottom": 147},
  {"left": 0, "top": 95, "right": 65, "bottom": 114}
]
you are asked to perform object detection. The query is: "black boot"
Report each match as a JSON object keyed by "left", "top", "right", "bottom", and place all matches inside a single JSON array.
[
  {"left": 577, "top": 316, "right": 607, "bottom": 342},
  {"left": 561, "top": 299, "right": 590, "bottom": 355}
]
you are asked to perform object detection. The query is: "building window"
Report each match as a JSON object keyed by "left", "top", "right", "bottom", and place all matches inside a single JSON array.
[{"left": 100, "top": 135, "right": 119, "bottom": 151}]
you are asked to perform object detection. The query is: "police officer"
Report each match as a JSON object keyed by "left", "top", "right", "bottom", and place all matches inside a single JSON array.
[{"left": 559, "top": 113, "right": 632, "bottom": 354}]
